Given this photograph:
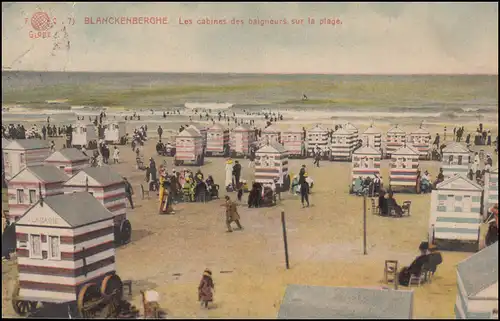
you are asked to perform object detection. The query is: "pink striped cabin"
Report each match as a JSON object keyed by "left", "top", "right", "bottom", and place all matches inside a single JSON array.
[
  {"left": 44, "top": 148, "right": 90, "bottom": 177},
  {"left": 175, "top": 128, "right": 204, "bottom": 166},
  {"left": 351, "top": 146, "right": 382, "bottom": 184},
  {"left": 3, "top": 139, "right": 51, "bottom": 181},
  {"left": 230, "top": 124, "right": 257, "bottom": 158},
  {"left": 389, "top": 144, "right": 420, "bottom": 193},
  {"left": 206, "top": 123, "right": 230, "bottom": 157}
]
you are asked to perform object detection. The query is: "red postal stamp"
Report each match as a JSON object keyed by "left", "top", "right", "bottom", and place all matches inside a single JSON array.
[{"left": 26, "top": 11, "right": 57, "bottom": 39}]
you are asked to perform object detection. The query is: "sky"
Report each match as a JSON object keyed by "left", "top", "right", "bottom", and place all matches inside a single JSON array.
[{"left": 1, "top": 2, "right": 498, "bottom": 74}]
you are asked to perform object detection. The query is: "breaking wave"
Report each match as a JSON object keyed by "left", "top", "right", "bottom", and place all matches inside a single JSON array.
[{"left": 184, "top": 102, "right": 233, "bottom": 110}]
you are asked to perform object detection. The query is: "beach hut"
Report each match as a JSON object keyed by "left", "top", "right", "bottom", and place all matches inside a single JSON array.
[
  {"left": 385, "top": 125, "right": 407, "bottom": 158},
  {"left": 187, "top": 123, "right": 208, "bottom": 149},
  {"left": 14, "top": 192, "right": 116, "bottom": 304},
  {"left": 483, "top": 167, "right": 498, "bottom": 217},
  {"left": 441, "top": 143, "right": 471, "bottom": 179},
  {"left": 281, "top": 126, "right": 306, "bottom": 158},
  {"left": 63, "top": 167, "right": 131, "bottom": 245},
  {"left": 174, "top": 127, "right": 204, "bottom": 166},
  {"left": 44, "top": 148, "right": 90, "bottom": 176},
  {"left": 330, "top": 127, "right": 357, "bottom": 161},
  {"left": 103, "top": 120, "right": 126, "bottom": 145},
  {"left": 344, "top": 122, "right": 359, "bottom": 134},
  {"left": 278, "top": 284, "right": 414, "bottom": 319},
  {"left": 205, "top": 123, "right": 230, "bottom": 157},
  {"left": 408, "top": 126, "right": 432, "bottom": 159},
  {"left": 230, "top": 124, "right": 257, "bottom": 158},
  {"left": 428, "top": 174, "right": 483, "bottom": 249},
  {"left": 2, "top": 137, "right": 11, "bottom": 186},
  {"left": 254, "top": 143, "right": 289, "bottom": 188},
  {"left": 351, "top": 146, "right": 382, "bottom": 187},
  {"left": 361, "top": 125, "right": 382, "bottom": 151},
  {"left": 307, "top": 124, "right": 330, "bottom": 158},
  {"left": 455, "top": 242, "right": 498, "bottom": 319},
  {"left": 3, "top": 140, "right": 51, "bottom": 181},
  {"left": 6, "top": 165, "right": 68, "bottom": 222},
  {"left": 261, "top": 124, "right": 282, "bottom": 145},
  {"left": 71, "top": 121, "right": 97, "bottom": 148},
  {"left": 389, "top": 144, "right": 420, "bottom": 193}
]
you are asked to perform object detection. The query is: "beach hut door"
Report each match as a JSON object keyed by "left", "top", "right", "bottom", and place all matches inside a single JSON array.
[
  {"left": 235, "top": 134, "right": 242, "bottom": 151},
  {"left": 368, "top": 135, "right": 375, "bottom": 147}
]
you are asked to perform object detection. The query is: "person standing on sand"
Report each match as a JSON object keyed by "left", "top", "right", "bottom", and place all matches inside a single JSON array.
[
  {"left": 157, "top": 125, "right": 163, "bottom": 141},
  {"left": 124, "top": 177, "right": 134, "bottom": 209},
  {"left": 221, "top": 195, "right": 243, "bottom": 232},
  {"left": 113, "top": 146, "right": 120, "bottom": 164},
  {"left": 198, "top": 269, "right": 215, "bottom": 309}
]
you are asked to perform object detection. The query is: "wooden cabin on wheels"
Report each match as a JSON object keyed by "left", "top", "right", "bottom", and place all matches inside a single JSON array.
[
  {"left": 455, "top": 242, "right": 498, "bottom": 319},
  {"left": 361, "top": 125, "right": 382, "bottom": 151},
  {"left": 230, "top": 124, "right": 257, "bottom": 158},
  {"left": 483, "top": 167, "right": 498, "bottom": 217},
  {"left": 281, "top": 126, "right": 306, "bottom": 158},
  {"left": 63, "top": 167, "right": 131, "bottom": 246},
  {"left": 350, "top": 146, "right": 382, "bottom": 193},
  {"left": 330, "top": 127, "right": 357, "bottom": 161},
  {"left": 174, "top": 127, "right": 204, "bottom": 166},
  {"left": 254, "top": 143, "right": 290, "bottom": 192},
  {"left": 6, "top": 165, "right": 68, "bottom": 223},
  {"left": 307, "top": 124, "right": 330, "bottom": 159},
  {"left": 428, "top": 174, "right": 483, "bottom": 250},
  {"left": 12, "top": 192, "right": 131, "bottom": 318},
  {"left": 3, "top": 140, "right": 51, "bottom": 182},
  {"left": 389, "top": 144, "right": 421, "bottom": 193},
  {"left": 262, "top": 124, "right": 282, "bottom": 145},
  {"left": 72, "top": 121, "right": 97, "bottom": 149},
  {"left": 408, "top": 126, "right": 432, "bottom": 160},
  {"left": 103, "top": 120, "right": 127, "bottom": 145},
  {"left": 44, "top": 148, "right": 90, "bottom": 177},
  {"left": 205, "top": 123, "right": 229, "bottom": 157},
  {"left": 441, "top": 142, "right": 471, "bottom": 179},
  {"left": 187, "top": 123, "right": 208, "bottom": 150},
  {"left": 385, "top": 125, "right": 407, "bottom": 158}
]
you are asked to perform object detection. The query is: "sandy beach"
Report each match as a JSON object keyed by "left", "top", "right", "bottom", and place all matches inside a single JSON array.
[{"left": 2, "top": 116, "right": 497, "bottom": 318}]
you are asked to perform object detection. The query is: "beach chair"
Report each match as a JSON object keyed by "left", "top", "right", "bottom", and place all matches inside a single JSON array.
[
  {"left": 409, "top": 264, "right": 430, "bottom": 287},
  {"left": 402, "top": 201, "right": 411, "bottom": 216},
  {"left": 384, "top": 260, "right": 398, "bottom": 284}
]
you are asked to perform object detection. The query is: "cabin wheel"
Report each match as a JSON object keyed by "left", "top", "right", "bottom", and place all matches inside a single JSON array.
[
  {"left": 12, "top": 283, "right": 38, "bottom": 317},
  {"left": 100, "top": 274, "right": 124, "bottom": 305},
  {"left": 120, "top": 220, "right": 132, "bottom": 245}
]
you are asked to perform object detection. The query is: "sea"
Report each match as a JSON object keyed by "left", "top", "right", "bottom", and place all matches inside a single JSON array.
[{"left": 1, "top": 71, "right": 498, "bottom": 126}]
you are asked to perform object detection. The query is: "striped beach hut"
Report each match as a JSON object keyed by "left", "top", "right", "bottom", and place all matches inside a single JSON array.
[
  {"left": 187, "top": 123, "right": 208, "bottom": 149},
  {"left": 389, "top": 144, "right": 420, "bottom": 193},
  {"left": 408, "top": 126, "right": 432, "bottom": 159},
  {"left": 429, "top": 174, "right": 483, "bottom": 248},
  {"left": 441, "top": 143, "right": 471, "bottom": 179},
  {"left": 254, "top": 143, "right": 289, "bottom": 186},
  {"left": 205, "top": 123, "right": 230, "bottom": 157},
  {"left": 103, "top": 120, "right": 126, "bottom": 144},
  {"left": 262, "top": 124, "right": 282, "bottom": 145},
  {"left": 483, "top": 167, "right": 498, "bottom": 217},
  {"left": 63, "top": 167, "right": 131, "bottom": 245},
  {"left": 174, "top": 127, "right": 204, "bottom": 166},
  {"left": 278, "top": 284, "right": 414, "bottom": 319},
  {"left": 361, "top": 125, "right": 382, "bottom": 151},
  {"left": 7, "top": 165, "right": 68, "bottom": 223},
  {"left": 455, "top": 242, "right": 498, "bottom": 319},
  {"left": 385, "top": 125, "right": 407, "bottom": 158},
  {"left": 281, "top": 126, "right": 306, "bottom": 158},
  {"left": 351, "top": 146, "right": 382, "bottom": 185},
  {"left": 44, "top": 148, "right": 90, "bottom": 176},
  {"left": 14, "top": 192, "right": 116, "bottom": 304},
  {"left": 330, "top": 127, "right": 357, "bottom": 161},
  {"left": 307, "top": 124, "right": 330, "bottom": 158},
  {"left": 344, "top": 122, "right": 359, "bottom": 135},
  {"left": 3, "top": 140, "right": 51, "bottom": 182},
  {"left": 230, "top": 124, "right": 257, "bottom": 158},
  {"left": 71, "top": 121, "right": 97, "bottom": 148}
]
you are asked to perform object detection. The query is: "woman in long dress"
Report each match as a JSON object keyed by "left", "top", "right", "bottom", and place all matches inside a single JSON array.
[
  {"left": 225, "top": 158, "right": 234, "bottom": 189},
  {"left": 198, "top": 269, "right": 214, "bottom": 308}
]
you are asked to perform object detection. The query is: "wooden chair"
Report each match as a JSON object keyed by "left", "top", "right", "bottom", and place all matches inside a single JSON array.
[
  {"left": 409, "top": 264, "right": 429, "bottom": 287},
  {"left": 402, "top": 201, "right": 411, "bottom": 216},
  {"left": 384, "top": 260, "right": 398, "bottom": 284},
  {"left": 140, "top": 290, "right": 162, "bottom": 319},
  {"left": 370, "top": 198, "right": 379, "bottom": 215}
]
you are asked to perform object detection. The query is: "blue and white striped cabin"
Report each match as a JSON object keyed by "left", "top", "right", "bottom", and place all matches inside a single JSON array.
[
  {"left": 483, "top": 167, "right": 498, "bottom": 217},
  {"left": 429, "top": 174, "right": 483, "bottom": 245},
  {"left": 441, "top": 143, "right": 471, "bottom": 179},
  {"left": 389, "top": 145, "right": 420, "bottom": 189},
  {"left": 408, "top": 126, "right": 432, "bottom": 159},
  {"left": 455, "top": 242, "right": 498, "bottom": 319}
]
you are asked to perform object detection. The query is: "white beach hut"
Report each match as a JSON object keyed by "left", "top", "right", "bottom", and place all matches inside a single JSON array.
[
  {"left": 455, "top": 242, "right": 498, "bottom": 319},
  {"left": 254, "top": 143, "right": 289, "bottom": 186},
  {"left": 389, "top": 144, "right": 420, "bottom": 193},
  {"left": 187, "top": 123, "right": 208, "bottom": 149},
  {"left": 230, "top": 124, "right": 257, "bottom": 158},
  {"left": 174, "top": 127, "right": 204, "bottom": 166},
  {"left": 3, "top": 140, "right": 51, "bottom": 181},
  {"left": 307, "top": 124, "right": 329, "bottom": 158},
  {"left": 205, "top": 123, "right": 230, "bottom": 157},
  {"left": 408, "top": 126, "right": 432, "bottom": 159},
  {"left": 483, "top": 167, "right": 498, "bottom": 216},
  {"left": 44, "top": 148, "right": 90, "bottom": 176},
  {"left": 351, "top": 146, "right": 382, "bottom": 186},
  {"left": 385, "top": 125, "right": 407, "bottom": 157},
  {"left": 104, "top": 120, "right": 127, "bottom": 144},
  {"left": 330, "top": 127, "right": 357, "bottom": 161},
  {"left": 361, "top": 125, "right": 382, "bottom": 151},
  {"left": 281, "top": 126, "right": 306, "bottom": 158},
  {"left": 7, "top": 165, "right": 68, "bottom": 222},
  {"left": 262, "top": 124, "right": 282, "bottom": 145},
  {"left": 441, "top": 142, "right": 471, "bottom": 179},
  {"left": 344, "top": 122, "right": 359, "bottom": 134},
  {"left": 71, "top": 121, "right": 97, "bottom": 148},
  {"left": 428, "top": 174, "right": 483, "bottom": 249}
]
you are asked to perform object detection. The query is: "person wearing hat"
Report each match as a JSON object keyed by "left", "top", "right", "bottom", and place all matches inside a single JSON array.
[
  {"left": 221, "top": 195, "right": 243, "bottom": 232},
  {"left": 198, "top": 269, "right": 215, "bottom": 308},
  {"left": 123, "top": 177, "right": 134, "bottom": 209},
  {"left": 300, "top": 172, "right": 310, "bottom": 208},
  {"left": 426, "top": 244, "right": 443, "bottom": 275}
]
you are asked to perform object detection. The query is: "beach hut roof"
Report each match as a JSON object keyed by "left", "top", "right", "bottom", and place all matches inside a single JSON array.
[
  {"left": 392, "top": 145, "right": 419, "bottom": 156},
  {"left": 46, "top": 148, "right": 89, "bottom": 163},
  {"left": 233, "top": 124, "right": 252, "bottom": 131},
  {"left": 436, "top": 174, "right": 483, "bottom": 191},
  {"left": 188, "top": 123, "right": 207, "bottom": 131},
  {"left": 411, "top": 127, "right": 430, "bottom": 135},
  {"left": 333, "top": 128, "right": 352, "bottom": 136},
  {"left": 263, "top": 124, "right": 281, "bottom": 133},
  {"left": 363, "top": 126, "right": 381, "bottom": 135},
  {"left": 208, "top": 123, "right": 226, "bottom": 131},
  {"left": 5, "top": 139, "right": 50, "bottom": 150},
  {"left": 442, "top": 142, "right": 470, "bottom": 154},
  {"left": 277, "top": 284, "right": 413, "bottom": 319},
  {"left": 10, "top": 165, "right": 69, "bottom": 183},
  {"left": 353, "top": 146, "right": 381, "bottom": 156},
  {"left": 344, "top": 123, "right": 358, "bottom": 132},
  {"left": 387, "top": 125, "right": 406, "bottom": 134},
  {"left": 65, "top": 167, "right": 124, "bottom": 187},
  {"left": 457, "top": 242, "right": 498, "bottom": 297},
  {"left": 177, "top": 128, "right": 202, "bottom": 138},
  {"left": 2, "top": 138, "right": 11, "bottom": 147},
  {"left": 283, "top": 125, "right": 303, "bottom": 133},
  {"left": 405, "top": 143, "right": 420, "bottom": 155},
  {"left": 18, "top": 192, "right": 114, "bottom": 228},
  {"left": 309, "top": 124, "right": 327, "bottom": 132},
  {"left": 257, "top": 142, "right": 287, "bottom": 154}
]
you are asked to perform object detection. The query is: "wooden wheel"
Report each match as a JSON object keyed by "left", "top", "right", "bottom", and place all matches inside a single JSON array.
[
  {"left": 101, "top": 274, "right": 124, "bottom": 304},
  {"left": 77, "top": 283, "right": 102, "bottom": 318},
  {"left": 120, "top": 220, "right": 132, "bottom": 245},
  {"left": 11, "top": 283, "right": 38, "bottom": 316}
]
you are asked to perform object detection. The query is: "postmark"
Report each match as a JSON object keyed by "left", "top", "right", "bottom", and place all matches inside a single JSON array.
[{"left": 25, "top": 11, "right": 57, "bottom": 39}]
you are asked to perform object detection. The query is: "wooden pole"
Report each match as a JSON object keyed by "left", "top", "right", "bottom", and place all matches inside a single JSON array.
[
  {"left": 363, "top": 193, "right": 367, "bottom": 255},
  {"left": 281, "top": 211, "right": 290, "bottom": 269}
]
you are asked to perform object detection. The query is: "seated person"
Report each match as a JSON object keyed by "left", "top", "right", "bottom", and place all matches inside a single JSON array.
[
  {"left": 291, "top": 175, "right": 301, "bottom": 195},
  {"left": 386, "top": 192, "right": 403, "bottom": 216},
  {"left": 434, "top": 169, "right": 445, "bottom": 187},
  {"left": 248, "top": 182, "right": 262, "bottom": 208},
  {"left": 156, "top": 141, "right": 165, "bottom": 155},
  {"left": 195, "top": 169, "right": 204, "bottom": 183},
  {"left": 352, "top": 177, "right": 364, "bottom": 194},
  {"left": 182, "top": 178, "right": 195, "bottom": 202},
  {"left": 420, "top": 171, "right": 432, "bottom": 193},
  {"left": 398, "top": 248, "right": 430, "bottom": 286},
  {"left": 378, "top": 189, "right": 388, "bottom": 216},
  {"left": 426, "top": 244, "right": 443, "bottom": 274}
]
